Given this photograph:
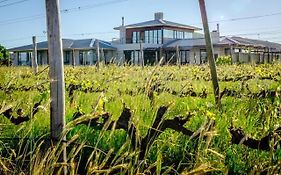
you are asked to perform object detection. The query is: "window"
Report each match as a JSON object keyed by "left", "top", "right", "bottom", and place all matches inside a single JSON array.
[
  {"left": 200, "top": 49, "right": 207, "bottom": 63},
  {"left": 158, "top": 30, "right": 162, "bottom": 44},
  {"left": 132, "top": 31, "right": 140, "bottom": 43},
  {"left": 143, "top": 29, "right": 163, "bottom": 44},
  {"left": 18, "top": 52, "right": 30, "bottom": 66},
  {"left": 145, "top": 31, "right": 149, "bottom": 43},
  {"left": 153, "top": 30, "right": 158, "bottom": 44},
  {"left": 164, "top": 29, "right": 173, "bottom": 38},
  {"left": 184, "top": 32, "right": 192, "bottom": 39},
  {"left": 164, "top": 29, "right": 189, "bottom": 39},
  {"left": 38, "top": 52, "right": 43, "bottom": 65},
  {"left": 79, "top": 51, "right": 84, "bottom": 65},
  {"left": 64, "top": 51, "right": 70, "bottom": 65}
]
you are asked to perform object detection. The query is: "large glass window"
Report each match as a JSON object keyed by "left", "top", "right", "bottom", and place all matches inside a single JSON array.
[
  {"left": 132, "top": 31, "right": 140, "bottom": 43},
  {"left": 164, "top": 29, "right": 192, "bottom": 39},
  {"left": 153, "top": 30, "right": 158, "bottom": 44},
  {"left": 143, "top": 29, "right": 162, "bottom": 44},
  {"left": 184, "top": 32, "right": 192, "bottom": 39},
  {"left": 64, "top": 51, "right": 70, "bottom": 65},
  {"left": 145, "top": 31, "right": 149, "bottom": 43},
  {"left": 158, "top": 30, "right": 162, "bottom": 44},
  {"left": 18, "top": 52, "right": 30, "bottom": 66}
]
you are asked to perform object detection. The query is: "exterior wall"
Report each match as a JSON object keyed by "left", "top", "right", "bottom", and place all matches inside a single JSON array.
[
  {"left": 189, "top": 48, "right": 200, "bottom": 64},
  {"left": 41, "top": 51, "right": 48, "bottom": 65},
  {"left": 214, "top": 47, "right": 225, "bottom": 57},
  {"left": 13, "top": 52, "right": 18, "bottom": 66},
  {"left": 105, "top": 50, "right": 115, "bottom": 63},
  {"left": 74, "top": 50, "right": 80, "bottom": 65}
]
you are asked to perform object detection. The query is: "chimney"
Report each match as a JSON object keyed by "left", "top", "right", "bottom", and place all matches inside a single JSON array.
[
  {"left": 154, "top": 12, "right": 164, "bottom": 20},
  {"left": 122, "top": 16, "right": 124, "bottom": 26},
  {"left": 217, "top": 23, "right": 220, "bottom": 33}
]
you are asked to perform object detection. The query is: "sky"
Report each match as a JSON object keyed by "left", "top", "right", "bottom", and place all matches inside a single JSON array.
[{"left": 1, "top": 0, "right": 281, "bottom": 48}]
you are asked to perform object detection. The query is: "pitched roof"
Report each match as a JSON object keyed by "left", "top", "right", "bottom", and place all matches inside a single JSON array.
[
  {"left": 8, "top": 39, "right": 74, "bottom": 52},
  {"left": 229, "top": 36, "right": 281, "bottom": 50},
  {"left": 114, "top": 19, "right": 201, "bottom": 31},
  {"left": 8, "top": 38, "right": 116, "bottom": 52}
]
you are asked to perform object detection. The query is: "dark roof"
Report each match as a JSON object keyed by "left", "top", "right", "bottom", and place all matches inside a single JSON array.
[
  {"left": 9, "top": 39, "right": 74, "bottom": 52},
  {"left": 164, "top": 36, "right": 281, "bottom": 51},
  {"left": 9, "top": 38, "right": 116, "bottom": 52},
  {"left": 114, "top": 19, "right": 201, "bottom": 31},
  {"left": 71, "top": 39, "right": 93, "bottom": 49},
  {"left": 229, "top": 36, "right": 281, "bottom": 50}
]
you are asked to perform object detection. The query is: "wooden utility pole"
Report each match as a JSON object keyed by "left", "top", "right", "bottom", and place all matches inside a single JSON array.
[
  {"left": 32, "top": 36, "right": 38, "bottom": 74},
  {"left": 198, "top": 0, "right": 221, "bottom": 106},
  {"left": 45, "top": 0, "right": 67, "bottom": 174},
  {"left": 96, "top": 39, "right": 100, "bottom": 68}
]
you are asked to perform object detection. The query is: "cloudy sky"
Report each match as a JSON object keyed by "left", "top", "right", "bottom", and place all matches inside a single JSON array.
[{"left": 1, "top": 0, "right": 281, "bottom": 48}]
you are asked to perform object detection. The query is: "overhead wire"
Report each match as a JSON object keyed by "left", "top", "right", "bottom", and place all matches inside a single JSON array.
[
  {"left": 1, "top": 1, "right": 281, "bottom": 44},
  {"left": 0, "top": 0, "right": 10, "bottom": 3},
  {"left": 0, "top": 0, "right": 29, "bottom": 8},
  {"left": 0, "top": 0, "right": 129, "bottom": 25}
]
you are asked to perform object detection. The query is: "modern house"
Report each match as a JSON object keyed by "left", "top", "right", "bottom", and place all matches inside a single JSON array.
[
  {"left": 9, "top": 12, "right": 281, "bottom": 66},
  {"left": 113, "top": 12, "right": 281, "bottom": 65}
]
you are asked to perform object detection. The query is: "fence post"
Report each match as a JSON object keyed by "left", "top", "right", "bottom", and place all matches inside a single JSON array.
[
  {"left": 96, "top": 39, "right": 100, "bottom": 69},
  {"left": 45, "top": 0, "right": 67, "bottom": 174},
  {"left": 176, "top": 45, "right": 180, "bottom": 67},
  {"left": 140, "top": 40, "right": 144, "bottom": 67},
  {"left": 198, "top": 0, "right": 221, "bottom": 107},
  {"left": 32, "top": 36, "right": 38, "bottom": 74}
]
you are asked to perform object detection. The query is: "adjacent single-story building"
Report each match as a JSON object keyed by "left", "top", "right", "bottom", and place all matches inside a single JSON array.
[
  {"left": 9, "top": 39, "right": 116, "bottom": 66},
  {"left": 9, "top": 12, "right": 281, "bottom": 66}
]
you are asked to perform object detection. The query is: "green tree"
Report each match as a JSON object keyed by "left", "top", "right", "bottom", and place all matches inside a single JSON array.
[{"left": 0, "top": 44, "right": 11, "bottom": 66}]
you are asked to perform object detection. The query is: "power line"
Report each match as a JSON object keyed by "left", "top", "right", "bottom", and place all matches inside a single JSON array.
[
  {"left": 0, "top": 0, "right": 10, "bottom": 3},
  {"left": 0, "top": 14, "right": 44, "bottom": 25},
  {"left": 61, "top": 0, "right": 129, "bottom": 13},
  {"left": 0, "top": 0, "right": 29, "bottom": 8},
  {"left": 0, "top": 0, "right": 129, "bottom": 25},
  {"left": 225, "top": 29, "right": 281, "bottom": 37},
  {"left": 209, "top": 12, "right": 281, "bottom": 24}
]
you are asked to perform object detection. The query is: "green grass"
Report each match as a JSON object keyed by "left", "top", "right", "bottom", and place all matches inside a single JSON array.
[{"left": 0, "top": 64, "right": 281, "bottom": 174}]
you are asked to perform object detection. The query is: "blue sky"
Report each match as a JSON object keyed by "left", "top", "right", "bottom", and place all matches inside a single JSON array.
[{"left": 1, "top": 0, "right": 281, "bottom": 48}]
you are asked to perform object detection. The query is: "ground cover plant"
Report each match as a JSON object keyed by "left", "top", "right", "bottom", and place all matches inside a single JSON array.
[{"left": 0, "top": 63, "right": 281, "bottom": 174}]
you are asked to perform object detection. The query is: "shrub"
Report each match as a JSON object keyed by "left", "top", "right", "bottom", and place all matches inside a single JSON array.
[
  {"left": 0, "top": 45, "right": 11, "bottom": 66},
  {"left": 216, "top": 56, "right": 232, "bottom": 65}
]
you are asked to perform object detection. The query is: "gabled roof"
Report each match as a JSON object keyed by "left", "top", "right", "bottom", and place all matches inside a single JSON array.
[
  {"left": 8, "top": 38, "right": 116, "bottom": 52},
  {"left": 9, "top": 39, "right": 74, "bottom": 52},
  {"left": 229, "top": 36, "right": 281, "bottom": 50},
  {"left": 114, "top": 19, "right": 201, "bottom": 31}
]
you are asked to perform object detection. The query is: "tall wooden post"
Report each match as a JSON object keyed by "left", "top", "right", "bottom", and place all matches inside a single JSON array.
[
  {"left": 32, "top": 36, "right": 38, "bottom": 74},
  {"left": 96, "top": 40, "right": 100, "bottom": 68},
  {"left": 176, "top": 45, "right": 180, "bottom": 67},
  {"left": 101, "top": 48, "right": 106, "bottom": 64},
  {"left": 45, "top": 0, "right": 67, "bottom": 174},
  {"left": 155, "top": 50, "right": 158, "bottom": 65},
  {"left": 72, "top": 49, "right": 75, "bottom": 67},
  {"left": 198, "top": 0, "right": 220, "bottom": 106}
]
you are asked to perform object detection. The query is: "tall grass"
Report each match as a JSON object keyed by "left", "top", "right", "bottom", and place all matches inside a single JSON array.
[{"left": 0, "top": 64, "right": 281, "bottom": 174}]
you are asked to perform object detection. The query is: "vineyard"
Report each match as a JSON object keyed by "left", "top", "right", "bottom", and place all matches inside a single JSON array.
[{"left": 0, "top": 64, "right": 281, "bottom": 174}]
